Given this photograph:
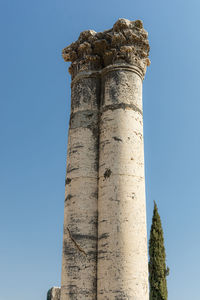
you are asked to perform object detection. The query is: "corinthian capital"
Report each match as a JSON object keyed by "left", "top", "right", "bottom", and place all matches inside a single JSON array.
[{"left": 63, "top": 18, "right": 150, "bottom": 78}]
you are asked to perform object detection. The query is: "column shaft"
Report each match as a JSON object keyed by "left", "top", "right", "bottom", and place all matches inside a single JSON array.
[
  {"left": 60, "top": 72, "right": 100, "bottom": 300},
  {"left": 97, "top": 65, "right": 149, "bottom": 299}
]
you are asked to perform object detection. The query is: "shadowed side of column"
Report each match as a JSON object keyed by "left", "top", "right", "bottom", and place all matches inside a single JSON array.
[{"left": 61, "top": 31, "right": 101, "bottom": 300}]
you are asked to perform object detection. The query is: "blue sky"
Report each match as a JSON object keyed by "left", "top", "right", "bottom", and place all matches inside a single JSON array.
[{"left": 1, "top": 0, "right": 200, "bottom": 299}]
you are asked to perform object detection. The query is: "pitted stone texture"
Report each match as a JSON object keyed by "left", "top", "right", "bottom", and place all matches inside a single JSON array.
[
  {"left": 99, "top": 109, "right": 144, "bottom": 178},
  {"left": 61, "top": 18, "right": 150, "bottom": 300},
  {"left": 60, "top": 75, "right": 100, "bottom": 300},
  {"left": 97, "top": 67, "right": 149, "bottom": 299},
  {"left": 71, "top": 76, "right": 100, "bottom": 112},
  {"left": 63, "top": 18, "right": 150, "bottom": 78},
  {"left": 101, "top": 65, "right": 143, "bottom": 110},
  {"left": 47, "top": 287, "right": 61, "bottom": 300}
]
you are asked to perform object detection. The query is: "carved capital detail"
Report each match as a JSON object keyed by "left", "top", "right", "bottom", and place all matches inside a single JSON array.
[{"left": 63, "top": 19, "right": 150, "bottom": 78}]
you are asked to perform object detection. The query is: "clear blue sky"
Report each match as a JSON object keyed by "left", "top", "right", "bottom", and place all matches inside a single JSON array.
[{"left": 1, "top": 0, "right": 200, "bottom": 299}]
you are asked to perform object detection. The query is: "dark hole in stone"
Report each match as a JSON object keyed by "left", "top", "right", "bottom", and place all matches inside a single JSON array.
[
  {"left": 87, "top": 113, "right": 93, "bottom": 119},
  {"left": 65, "top": 194, "right": 73, "bottom": 201},
  {"left": 113, "top": 136, "right": 122, "bottom": 142},
  {"left": 104, "top": 168, "right": 112, "bottom": 179},
  {"left": 65, "top": 178, "right": 72, "bottom": 185}
]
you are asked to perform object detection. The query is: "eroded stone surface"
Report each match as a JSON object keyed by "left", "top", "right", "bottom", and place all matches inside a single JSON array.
[
  {"left": 97, "top": 66, "right": 149, "bottom": 299},
  {"left": 61, "top": 18, "right": 150, "bottom": 300},
  {"left": 63, "top": 18, "right": 150, "bottom": 78},
  {"left": 60, "top": 75, "right": 100, "bottom": 300}
]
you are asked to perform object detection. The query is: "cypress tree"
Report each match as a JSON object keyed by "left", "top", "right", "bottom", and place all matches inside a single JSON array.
[{"left": 149, "top": 201, "right": 169, "bottom": 300}]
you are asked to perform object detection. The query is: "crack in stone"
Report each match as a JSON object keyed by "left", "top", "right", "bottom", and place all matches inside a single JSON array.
[
  {"left": 99, "top": 173, "right": 143, "bottom": 179},
  {"left": 101, "top": 103, "right": 143, "bottom": 115},
  {"left": 67, "top": 227, "right": 87, "bottom": 256},
  {"left": 65, "top": 176, "right": 97, "bottom": 185},
  {"left": 113, "top": 136, "right": 122, "bottom": 142}
]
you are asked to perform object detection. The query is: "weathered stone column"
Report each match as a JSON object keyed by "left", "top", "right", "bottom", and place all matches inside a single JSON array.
[
  {"left": 60, "top": 18, "right": 150, "bottom": 300},
  {"left": 97, "top": 19, "right": 150, "bottom": 299},
  {"left": 61, "top": 31, "right": 101, "bottom": 300}
]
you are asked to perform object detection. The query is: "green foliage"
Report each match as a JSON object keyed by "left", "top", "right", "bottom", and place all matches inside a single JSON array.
[
  {"left": 47, "top": 288, "right": 52, "bottom": 300},
  {"left": 149, "top": 201, "right": 169, "bottom": 300}
]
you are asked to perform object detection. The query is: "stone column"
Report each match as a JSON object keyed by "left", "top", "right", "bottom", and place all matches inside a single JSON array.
[
  {"left": 61, "top": 18, "right": 150, "bottom": 300},
  {"left": 97, "top": 19, "right": 150, "bottom": 299},
  {"left": 60, "top": 31, "right": 101, "bottom": 300}
]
